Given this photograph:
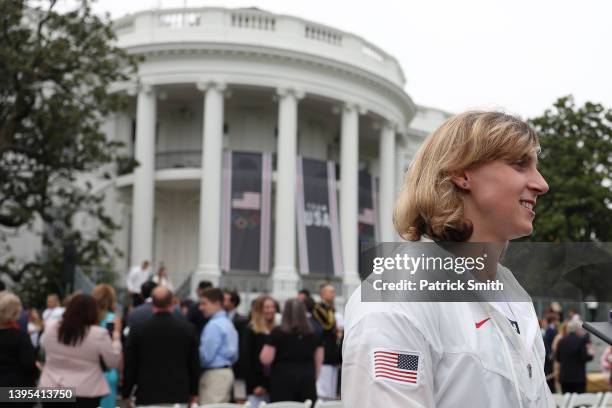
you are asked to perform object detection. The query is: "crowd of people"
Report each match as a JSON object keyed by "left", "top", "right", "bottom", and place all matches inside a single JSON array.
[
  {"left": 0, "top": 270, "right": 345, "bottom": 408},
  {"left": 3, "top": 264, "right": 612, "bottom": 408},
  {"left": 540, "top": 302, "right": 612, "bottom": 394}
]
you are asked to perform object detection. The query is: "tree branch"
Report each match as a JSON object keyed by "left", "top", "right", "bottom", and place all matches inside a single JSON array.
[
  {"left": 0, "top": 260, "right": 41, "bottom": 284},
  {"left": 36, "top": 0, "right": 58, "bottom": 41}
]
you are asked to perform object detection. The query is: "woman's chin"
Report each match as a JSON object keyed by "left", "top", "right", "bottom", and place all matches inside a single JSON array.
[{"left": 510, "top": 224, "right": 533, "bottom": 240}]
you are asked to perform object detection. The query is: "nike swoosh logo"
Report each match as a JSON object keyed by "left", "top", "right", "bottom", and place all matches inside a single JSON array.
[{"left": 475, "top": 318, "right": 491, "bottom": 329}]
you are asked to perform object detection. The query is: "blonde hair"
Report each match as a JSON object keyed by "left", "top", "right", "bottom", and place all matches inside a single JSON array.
[
  {"left": 394, "top": 111, "right": 539, "bottom": 242},
  {"left": 0, "top": 292, "right": 22, "bottom": 325},
  {"left": 92, "top": 284, "right": 116, "bottom": 322},
  {"left": 249, "top": 295, "right": 277, "bottom": 334}
]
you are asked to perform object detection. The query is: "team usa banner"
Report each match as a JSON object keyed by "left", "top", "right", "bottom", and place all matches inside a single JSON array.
[
  {"left": 221, "top": 151, "right": 272, "bottom": 273},
  {"left": 296, "top": 157, "right": 343, "bottom": 276},
  {"left": 359, "top": 171, "right": 379, "bottom": 245}
]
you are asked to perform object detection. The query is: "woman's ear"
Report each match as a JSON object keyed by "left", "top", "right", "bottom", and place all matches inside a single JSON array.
[{"left": 450, "top": 173, "right": 469, "bottom": 190}]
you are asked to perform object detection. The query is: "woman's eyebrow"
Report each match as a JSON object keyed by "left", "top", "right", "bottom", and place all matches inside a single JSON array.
[{"left": 516, "top": 154, "right": 531, "bottom": 162}]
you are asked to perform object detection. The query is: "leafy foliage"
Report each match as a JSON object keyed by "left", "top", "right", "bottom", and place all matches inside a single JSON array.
[
  {"left": 529, "top": 96, "right": 612, "bottom": 242},
  {"left": 0, "top": 0, "right": 139, "bottom": 304}
]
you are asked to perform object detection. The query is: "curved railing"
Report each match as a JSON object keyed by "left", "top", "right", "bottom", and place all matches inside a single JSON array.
[
  {"left": 124, "top": 151, "right": 355, "bottom": 181},
  {"left": 155, "top": 150, "right": 202, "bottom": 169}
]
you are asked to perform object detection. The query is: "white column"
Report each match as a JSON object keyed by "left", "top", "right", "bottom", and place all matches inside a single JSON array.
[
  {"left": 340, "top": 104, "right": 361, "bottom": 291},
  {"left": 272, "top": 88, "right": 303, "bottom": 301},
  {"left": 194, "top": 81, "right": 226, "bottom": 287},
  {"left": 379, "top": 122, "right": 396, "bottom": 242},
  {"left": 394, "top": 137, "right": 407, "bottom": 241},
  {"left": 130, "top": 84, "right": 156, "bottom": 267},
  {"left": 395, "top": 137, "right": 407, "bottom": 197}
]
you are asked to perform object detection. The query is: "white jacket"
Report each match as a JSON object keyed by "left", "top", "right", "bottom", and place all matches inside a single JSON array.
[{"left": 342, "top": 265, "right": 555, "bottom": 407}]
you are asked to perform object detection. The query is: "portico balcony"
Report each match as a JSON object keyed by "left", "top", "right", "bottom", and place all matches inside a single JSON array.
[
  {"left": 155, "top": 150, "right": 202, "bottom": 170},
  {"left": 119, "top": 150, "right": 356, "bottom": 181}
]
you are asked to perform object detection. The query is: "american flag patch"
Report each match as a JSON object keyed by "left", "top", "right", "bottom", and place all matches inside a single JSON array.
[{"left": 372, "top": 349, "right": 419, "bottom": 385}]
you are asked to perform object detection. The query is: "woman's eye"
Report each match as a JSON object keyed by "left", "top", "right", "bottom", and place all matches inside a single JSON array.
[{"left": 512, "top": 160, "right": 528, "bottom": 169}]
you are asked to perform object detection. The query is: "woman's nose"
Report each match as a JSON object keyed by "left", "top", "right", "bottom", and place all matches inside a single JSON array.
[{"left": 529, "top": 169, "right": 549, "bottom": 195}]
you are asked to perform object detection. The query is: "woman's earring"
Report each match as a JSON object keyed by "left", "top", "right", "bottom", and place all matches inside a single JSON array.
[{"left": 462, "top": 182, "right": 468, "bottom": 188}]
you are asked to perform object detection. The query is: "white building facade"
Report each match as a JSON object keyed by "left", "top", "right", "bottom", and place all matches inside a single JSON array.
[{"left": 104, "top": 7, "right": 450, "bottom": 303}]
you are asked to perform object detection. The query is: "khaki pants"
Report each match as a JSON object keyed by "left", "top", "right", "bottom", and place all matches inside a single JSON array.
[{"left": 199, "top": 367, "right": 234, "bottom": 405}]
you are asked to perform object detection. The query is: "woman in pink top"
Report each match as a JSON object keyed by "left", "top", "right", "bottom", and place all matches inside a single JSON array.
[{"left": 40, "top": 294, "right": 121, "bottom": 408}]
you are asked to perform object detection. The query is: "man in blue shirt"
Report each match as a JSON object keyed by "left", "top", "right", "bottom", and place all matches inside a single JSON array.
[{"left": 198, "top": 287, "right": 239, "bottom": 404}]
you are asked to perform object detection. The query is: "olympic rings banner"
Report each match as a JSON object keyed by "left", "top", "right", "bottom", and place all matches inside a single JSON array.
[
  {"left": 221, "top": 151, "right": 272, "bottom": 273},
  {"left": 296, "top": 157, "right": 342, "bottom": 276}
]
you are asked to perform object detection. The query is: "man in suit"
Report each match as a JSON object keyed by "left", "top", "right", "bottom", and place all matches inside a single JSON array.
[
  {"left": 126, "top": 281, "right": 157, "bottom": 331},
  {"left": 126, "top": 281, "right": 182, "bottom": 336},
  {"left": 555, "top": 319, "right": 594, "bottom": 393},
  {"left": 224, "top": 289, "right": 248, "bottom": 330},
  {"left": 224, "top": 289, "right": 248, "bottom": 401},
  {"left": 187, "top": 280, "right": 213, "bottom": 337},
  {"left": 123, "top": 286, "right": 199, "bottom": 407}
]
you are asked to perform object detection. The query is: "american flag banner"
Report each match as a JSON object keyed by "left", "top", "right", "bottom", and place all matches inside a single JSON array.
[
  {"left": 221, "top": 151, "right": 272, "bottom": 273},
  {"left": 373, "top": 349, "right": 419, "bottom": 385},
  {"left": 232, "top": 192, "right": 261, "bottom": 210}
]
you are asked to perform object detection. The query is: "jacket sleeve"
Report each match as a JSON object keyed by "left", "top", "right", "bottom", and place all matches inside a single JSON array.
[
  {"left": 582, "top": 338, "right": 594, "bottom": 362},
  {"left": 242, "top": 328, "right": 267, "bottom": 392},
  {"left": 187, "top": 326, "right": 200, "bottom": 396},
  {"left": 240, "top": 327, "right": 255, "bottom": 390},
  {"left": 341, "top": 310, "right": 437, "bottom": 408},
  {"left": 122, "top": 329, "right": 137, "bottom": 399},
  {"left": 97, "top": 328, "right": 121, "bottom": 370},
  {"left": 18, "top": 332, "right": 38, "bottom": 385}
]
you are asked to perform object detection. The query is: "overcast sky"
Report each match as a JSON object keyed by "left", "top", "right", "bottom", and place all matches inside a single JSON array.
[{"left": 60, "top": 0, "right": 612, "bottom": 118}]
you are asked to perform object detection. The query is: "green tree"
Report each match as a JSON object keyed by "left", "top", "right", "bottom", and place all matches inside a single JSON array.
[
  {"left": 0, "top": 0, "right": 139, "bottom": 306},
  {"left": 529, "top": 96, "right": 612, "bottom": 242}
]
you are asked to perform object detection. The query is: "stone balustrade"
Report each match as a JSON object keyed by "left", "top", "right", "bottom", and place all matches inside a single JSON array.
[{"left": 113, "top": 7, "right": 405, "bottom": 87}]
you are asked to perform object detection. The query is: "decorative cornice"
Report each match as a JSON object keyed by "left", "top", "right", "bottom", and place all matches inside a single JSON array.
[
  {"left": 383, "top": 120, "right": 398, "bottom": 132},
  {"left": 334, "top": 102, "right": 367, "bottom": 116},
  {"left": 276, "top": 87, "right": 305, "bottom": 100},
  {"left": 127, "top": 44, "right": 414, "bottom": 114},
  {"left": 196, "top": 80, "right": 227, "bottom": 93},
  {"left": 372, "top": 120, "right": 397, "bottom": 132}
]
